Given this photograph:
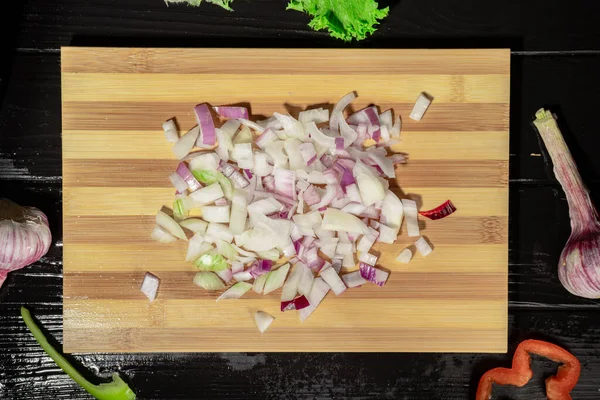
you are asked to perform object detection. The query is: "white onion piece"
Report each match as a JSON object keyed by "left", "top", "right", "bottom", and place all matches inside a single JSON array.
[
  {"left": 217, "top": 239, "right": 238, "bottom": 261},
  {"left": 347, "top": 105, "right": 379, "bottom": 126},
  {"left": 284, "top": 138, "right": 306, "bottom": 170},
  {"left": 358, "top": 252, "right": 378, "bottom": 266},
  {"left": 140, "top": 272, "right": 160, "bottom": 302},
  {"left": 265, "top": 141, "right": 288, "bottom": 168},
  {"left": 342, "top": 252, "right": 355, "bottom": 268},
  {"left": 220, "top": 119, "right": 241, "bottom": 136},
  {"left": 233, "top": 271, "right": 253, "bottom": 282},
  {"left": 304, "top": 121, "right": 337, "bottom": 149},
  {"left": 353, "top": 161, "right": 385, "bottom": 206},
  {"left": 319, "top": 238, "right": 339, "bottom": 259},
  {"left": 247, "top": 198, "right": 284, "bottom": 215},
  {"left": 410, "top": 92, "right": 433, "bottom": 121},
  {"left": 156, "top": 211, "right": 187, "bottom": 240},
  {"left": 281, "top": 264, "right": 303, "bottom": 301},
  {"left": 194, "top": 103, "right": 216, "bottom": 146},
  {"left": 274, "top": 112, "right": 306, "bottom": 140},
  {"left": 341, "top": 202, "right": 367, "bottom": 216},
  {"left": 189, "top": 152, "right": 220, "bottom": 172},
  {"left": 341, "top": 271, "right": 366, "bottom": 288},
  {"left": 297, "top": 263, "right": 315, "bottom": 296},
  {"left": 257, "top": 115, "right": 283, "bottom": 130},
  {"left": 230, "top": 261, "right": 244, "bottom": 274},
  {"left": 319, "top": 267, "right": 346, "bottom": 295},
  {"left": 379, "top": 125, "right": 391, "bottom": 144},
  {"left": 415, "top": 237, "right": 433, "bottom": 256},
  {"left": 233, "top": 125, "right": 253, "bottom": 145},
  {"left": 402, "top": 199, "right": 420, "bottom": 237},
  {"left": 151, "top": 224, "right": 177, "bottom": 243},
  {"left": 163, "top": 120, "right": 179, "bottom": 143},
  {"left": 232, "top": 143, "right": 254, "bottom": 169},
  {"left": 216, "top": 268, "right": 233, "bottom": 284},
  {"left": 194, "top": 272, "right": 226, "bottom": 290},
  {"left": 229, "top": 189, "right": 247, "bottom": 235},
  {"left": 236, "top": 229, "right": 275, "bottom": 252},
  {"left": 299, "top": 143, "right": 318, "bottom": 166},
  {"left": 206, "top": 222, "right": 234, "bottom": 243},
  {"left": 335, "top": 242, "right": 352, "bottom": 256},
  {"left": 356, "top": 227, "right": 379, "bottom": 253},
  {"left": 186, "top": 234, "right": 208, "bottom": 261},
  {"left": 237, "top": 118, "right": 265, "bottom": 133},
  {"left": 299, "top": 277, "right": 330, "bottom": 322},
  {"left": 189, "top": 183, "right": 224, "bottom": 206},
  {"left": 338, "top": 117, "right": 358, "bottom": 147},
  {"left": 253, "top": 274, "right": 268, "bottom": 293},
  {"left": 390, "top": 116, "right": 402, "bottom": 138},
  {"left": 381, "top": 191, "right": 404, "bottom": 231},
  {"left": 169, "top": 172, "right": 188, "bottom": 193},
  {"left": 322, "top": 209, "right": 370, "bottom": 235},
  {"left": 282, "top": 240, "right": 297, "bottom": 257},
  {"left": 396, "top": 248, "right": 413, "bottom": 263},
  {"left": 377, "top": 223, "right": 398, "bottom": 244},
  {"left": 379, "top": 110, "right": 393, "bottom": 132},
  {"left": 254, "top": 311, "right": 274, "bottom": 333},
  {"left": 331, "top": 258, "right": 342, "bottom": 274},
  {"left": 216, "top": 282, "right": 252, "bottom": 301},
  {"left": 253, "top": 152, "right": 273, "bottom": 176},
  {"left": 172, "top": 126, "right": 199, "bottom": 160},
  {"left": 345, "top": 184, "right": 363, "bottom": 204},
  {"left": 263, "top": 263, "right": 290, "bottom": 295},
  {"left": 215, "top": 128, "right": 232, "bottom": 161},
  {"left": 255, "top": 129, "right": 278, "bottom": 150},
  {"left": 274, "top": 168, "right": 296, "bottom": 200},
  {"left": 299, "top": 108, "right": 329, "bottom": 125},
  {"left": 349, "top": 147, "right": 395, "bottom": 179},
  {"left": 329, "top": 91, "right": 356, "bottom": 131},
  {"left": 178, "top": 218, "right": 208, "bottom": 234},
  {"left": 201, "top": 206, "right": 230, "bottom": 223}
]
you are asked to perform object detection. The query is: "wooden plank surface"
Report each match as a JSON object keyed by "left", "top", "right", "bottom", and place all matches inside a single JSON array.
[{"left": 61, "top": 47, "right": 510, "bottom": 353}]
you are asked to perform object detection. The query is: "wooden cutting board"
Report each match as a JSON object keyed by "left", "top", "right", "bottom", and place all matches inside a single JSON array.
[{"left": 62, "top": 47, "right": 509, "bottom": 353}]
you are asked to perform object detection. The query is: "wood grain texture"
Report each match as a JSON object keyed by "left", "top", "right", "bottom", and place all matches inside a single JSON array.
[{"left": 61, "top": 47, "right": 509, "bottom": 353}]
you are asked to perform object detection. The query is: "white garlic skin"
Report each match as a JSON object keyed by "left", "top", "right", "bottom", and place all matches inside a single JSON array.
[
  {"left": 558, "top": 230, "right": 600, "bottom": 299},
  {"left": 0, "top": 200, "right": 52, "bottom": 285}
]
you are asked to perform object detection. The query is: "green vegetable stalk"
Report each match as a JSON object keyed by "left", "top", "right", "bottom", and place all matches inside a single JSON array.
[{"left": 20, "top": 307, "right": 136, "bottom": 400}]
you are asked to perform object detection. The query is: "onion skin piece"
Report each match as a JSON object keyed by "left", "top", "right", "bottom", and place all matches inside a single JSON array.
[
  {"left": 0, "top": 199, "right": 52, "bottom": 288},
  {"left": 533, "top": 109, "right": 600, "bottom": 298}
]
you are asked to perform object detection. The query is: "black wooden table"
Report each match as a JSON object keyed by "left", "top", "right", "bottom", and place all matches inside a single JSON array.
[{"left": 2, "top": 1, "right": 600, "bottom": 399}]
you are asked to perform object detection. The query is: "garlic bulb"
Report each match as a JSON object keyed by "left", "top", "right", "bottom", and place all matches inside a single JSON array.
[
  {"left": 533, "top": 109, "right": 600, "bottom": 299},
  {"left": 0, "top": 199, "right": 52, "bottom": 288}
]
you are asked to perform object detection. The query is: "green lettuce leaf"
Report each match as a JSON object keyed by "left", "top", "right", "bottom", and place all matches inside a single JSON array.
[
  {"left": 165, "top": 0, "right": 234, "bottom": 11},
  {"left": 287, "top": 0, "right": 389, "bottom": 41}
]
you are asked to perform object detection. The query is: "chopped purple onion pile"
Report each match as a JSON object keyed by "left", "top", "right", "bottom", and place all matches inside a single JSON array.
[{"left": 151, "top": 92, "right": 456, "bottom": 332}]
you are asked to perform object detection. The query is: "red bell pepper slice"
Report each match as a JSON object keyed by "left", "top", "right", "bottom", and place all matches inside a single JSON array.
[{"left": 476, "top": 339, "right": 580, "bottom": 400}]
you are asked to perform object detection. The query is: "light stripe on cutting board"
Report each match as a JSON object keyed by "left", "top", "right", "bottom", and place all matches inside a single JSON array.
[
  {"left": 61, "top": 48, "right": 510, "bottom": 75},
  {"left": 64, "top": 270, "right": 506, "bottom": 301},
  {"left": 62, "top": 130, "right": 509, "bottom": 161},
  {"left": 63, "top": 243, "right": 507, "bottom": 273},
  {"left": 62, "top": 187, "right": 508, "bottom": 217},
  {"left": 62, "top": 102, "right": 509, "bottom": 132},
  {"left": 62, "top": 215, "right": 507, "bottom": 245},
  {"left": 63, "top": 298, "right": 505, "bottom": 330},
  {"left": 62, "top": 159, "right": 508, "bottom": 188},
  {"left": 63, "top": 326, "right": 507, "bottom": 353},
  {"left": 62, "top": 73, "right": 509, "bottom": 104}
]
